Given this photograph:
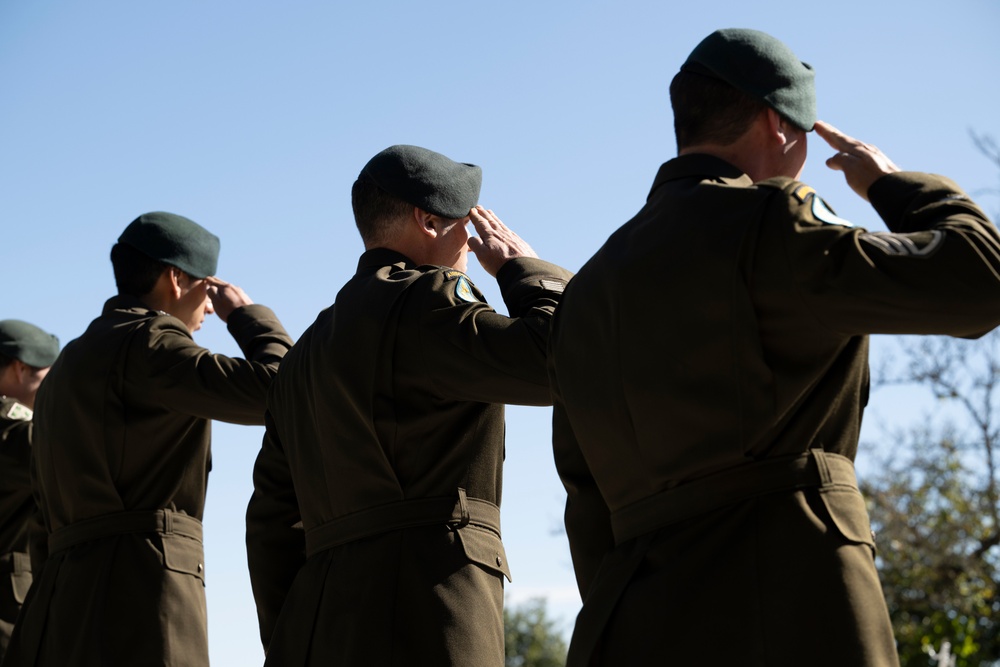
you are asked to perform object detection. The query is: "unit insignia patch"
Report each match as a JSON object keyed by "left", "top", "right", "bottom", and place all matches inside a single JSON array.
[
  {"left": 811, "top": 195, "right": 854, "bottom": 227},
  {"left": 1, "top": 401, "right": 32, "bottom": 421},
  {"left": 455, "top": 276, "right": 479, "bottom": 303}
]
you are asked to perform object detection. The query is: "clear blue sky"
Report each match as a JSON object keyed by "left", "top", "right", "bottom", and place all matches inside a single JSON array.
[{"left": 3, "top": 1, "right": 999, "bottom": 664}]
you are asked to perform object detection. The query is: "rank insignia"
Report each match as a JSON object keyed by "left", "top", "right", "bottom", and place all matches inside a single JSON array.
[
  {"left": 859, "top": 230, "right": 944, "bottom": 257},
  {"left": 539, "top": 279, "right": 566, "bottom": 293},
  {"left": 455, "top": 276, "right": 479, "bottom": 303}
]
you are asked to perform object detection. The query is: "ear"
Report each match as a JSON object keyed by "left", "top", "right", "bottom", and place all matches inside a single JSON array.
[
  {"left": 765, "top": 108, "right": 791, "bottom": 147},
  {"left": 165, "top": 266, "right": 185, "bottom": 299},
  {"left": 413, "top": 207, "right": 440, "bottom": 239},
  {"left": 12, "top": 359, "right": 29, "bottom": 384}
]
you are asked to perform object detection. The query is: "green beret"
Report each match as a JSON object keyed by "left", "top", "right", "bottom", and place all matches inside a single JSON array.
[
  {"left": 118, "top": 212, "right": 220, "bottom": 279},
  {"left": 0, "top": 319, "right": 60, "bottom": 368},
  {"left": 682, "top": 28, "right": 816, "bottom": 131},
  {"left": 361, "top": 145, "right": 482, "bottom": 219}
]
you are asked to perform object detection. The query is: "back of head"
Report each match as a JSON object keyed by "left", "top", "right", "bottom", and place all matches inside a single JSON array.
[
  {"left": 671, "top": 28, "right": 816, "bottom": 149},
  {"left": 352, "top": 145, "right": 482, "bottom": 247},
  {"left": 670, "top": 71, "right": 769, "bottom": 150},
  {"left": 110, "top": 242, "right": 169, "bottom": 297},
  {"left": 112, "top": 211, "right": 221, "bottom": 297},
  {"left": 0, "top": 319, "right": 60, "bottom": 370},
  {"left": 351, "top": 173, "right": 414, "bottom": 248}
]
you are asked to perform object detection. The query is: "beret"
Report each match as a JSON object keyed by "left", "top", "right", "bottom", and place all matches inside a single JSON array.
[
  {"left": 682, "top": 28, "right": 816, "bottom": 131},
  {"left": 0, "top": 319, "right": 60, "bottom": 368},
  {"left": 118, "top": 212, "right": 220, "bottom": 279},
  {"left": 361, "top": 145, "right": 482, "bottom": 219}
]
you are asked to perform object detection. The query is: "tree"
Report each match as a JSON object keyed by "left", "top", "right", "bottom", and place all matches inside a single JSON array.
[
  {"left": 861, "top": 364, "right": 1000, "bottom": 664},
  {"left": 860, "top": 134, "right": 1000, "bottom": 666},
  {"left": 969, "top": 130, "right": 1000, "bottom": 208},
  {"left": 504, "top": 597, "right": 568, "bottom": 667}
]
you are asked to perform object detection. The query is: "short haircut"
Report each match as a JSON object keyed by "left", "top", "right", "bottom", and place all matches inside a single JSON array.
[
  {"left": 351, "top": 172, "right": 414, "bottom": 248},
  {"left": 669, "top": 70, "right": 769, "bottom": 150},
  {"left": 110, "top": 242, "right": 169, "bottom": 298}
]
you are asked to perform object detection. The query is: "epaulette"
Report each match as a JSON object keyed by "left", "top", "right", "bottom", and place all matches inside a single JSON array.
[
  {"left": 755, "top": 175, "right": 798, "bottom": 193},
  {"left": 758, "top": 177, "right": 853, "bottom": 227}
]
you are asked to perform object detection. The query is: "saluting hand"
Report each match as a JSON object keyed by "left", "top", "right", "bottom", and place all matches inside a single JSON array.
[
  {"left": 206, "top": 276, "right": 253, "bottom": 323},
  {"left": 467, "top": 206, "right": 538, "bottom": 277},
  {"left": 815, "top": 120, "right": 901, "bottom": 202}
]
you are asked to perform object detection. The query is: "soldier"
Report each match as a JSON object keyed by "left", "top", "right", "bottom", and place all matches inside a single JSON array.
[
  {"left": 0, "top": 320, "right": 59, "bottom": 660},
  {"left": 547, "top": 28, "right": 1000, "bottom": 666},
  {"left": 4, "top": 212, "right": 293, "bottom": 666},
  {"left": 246, "top": 145, "right": 573, "bottom": 666}
]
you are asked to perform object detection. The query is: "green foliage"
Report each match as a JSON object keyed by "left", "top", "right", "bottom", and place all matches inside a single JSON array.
[
  {"left": 864, "top": 333, "right": 1000, "bottom": 665},
  {"left": 504, "top": 597, "right": 568, "bottom": 667},
  {"left": 863, "top": 430, "right": 999, "bottom": 666}
]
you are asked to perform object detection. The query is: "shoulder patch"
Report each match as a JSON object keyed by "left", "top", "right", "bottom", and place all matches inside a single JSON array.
[
  {"left": 443, "top": 270, "right": 465, "bottom": 281},
  {"left": 811, "top": 196, "right": 854, "bottom": 227},
  {"left": 455, "top": 275, "right": 479, "bottom": 303},
  {"left": 1, "top": 401, "right": 32, "bottom": 421},
  {"left": 859, "top": 230, "right": 944, "bottom": 257}
]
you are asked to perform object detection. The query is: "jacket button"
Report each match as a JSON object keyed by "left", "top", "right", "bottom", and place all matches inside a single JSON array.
[
  {"left": 197, "top": 563, "right": 204, "bottom": 573},
  {"left": 496, "top": 555, "right": 503, "bottom": 567}
]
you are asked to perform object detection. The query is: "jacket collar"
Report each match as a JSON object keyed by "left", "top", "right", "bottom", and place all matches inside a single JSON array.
[
  {"left": 101, "top": 294, "right": 159, "bottom": 317},
  {"left": 356, "top": 247, "right": 417, "bottom": 274},
  {"left": 648, "top": 153, "right": 752, "bottom": 201}
]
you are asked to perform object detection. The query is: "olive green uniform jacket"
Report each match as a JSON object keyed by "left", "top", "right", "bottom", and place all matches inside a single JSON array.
[
  {"left": 3, "top": 296, "right": 292, "bottom": 667},
  {"left": 246, "top": 249, "right": 572, "bottom": 666},
  {"left": 0, "top": 399, "right": 42, "bottom": 661},
  {"left": 547, "top": 155, "right": 1000, "bottom": 667}
]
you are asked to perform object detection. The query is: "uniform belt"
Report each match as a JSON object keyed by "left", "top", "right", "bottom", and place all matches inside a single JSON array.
[
  {"left": 305, "top": 488, "right": 500, "bottom": 558},
  {"left": 610, "top": 449, "right": 857, "bottom": 545},
  {"left": 48, "top": 509, "right": 203, "bottom": 553}
]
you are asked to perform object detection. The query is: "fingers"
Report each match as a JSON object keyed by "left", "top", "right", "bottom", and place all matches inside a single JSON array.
[
  {"left": 205, "top": 276, "right": 253, "bottom": 308},
  {"left": 469, "top": 205, "right": 503, "bottom": 233},
  {"left": 815, "top": 120, "right": 875, "bottom": 157},
  {"left": 824, "top": 154, "right": 849, "bottom": 172},
  {"left": 204, "top": 276, "right": 230, "bottom": 288},
  {"left": 465, "top": 205, "right": 537, "bottom": 275},
  {"left": 816, "top": 120, "right": 886, "bottom": 161},
  {"left": 814, "top": 120, "right": 854, "bottom": 152},
  {"left": 204, "top": 277, "right": 231, "bottom": 300},
  {"left": 468, "top": 206, "right": 497, "bottom": 257},
  {"left": 468, "top": 206, "right": 488, "bottom": 232}
]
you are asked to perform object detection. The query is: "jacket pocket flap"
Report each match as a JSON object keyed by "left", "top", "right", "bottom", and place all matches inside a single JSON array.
[
  {"left": 162, "top": 534, "right": 206, "bottom": 582},
  {"left": 819, "top": 487, "right": 875, "bottom": 546},
  {"left": 456, "top": 526, "right": 512, "bottom": 582}
]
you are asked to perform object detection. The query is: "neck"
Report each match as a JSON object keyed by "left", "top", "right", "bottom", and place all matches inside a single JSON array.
[
  {"left": 678, "top": 144, "right": 766, "bottom": 180},
  {"left": 0, "top": 367, "right": 31, "bottom": 409},
  {"left": 678, "top": 110, "right": 802, "bottom": 182}
]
